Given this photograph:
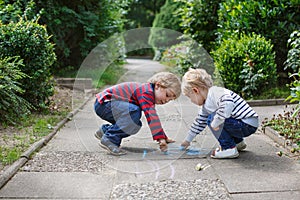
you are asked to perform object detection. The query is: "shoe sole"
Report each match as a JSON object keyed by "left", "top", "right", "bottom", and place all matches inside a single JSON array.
[
  {"left": 237, "top": 145, "right": 247, "bottom": 151},
  {"left": 211, "top": 153, "right": 239, "bottom": 159},
  {"left": 94, "top": 128, "right": 104, "bottom": 140},
  {"left": 94, "top": 132, "right": 102, "bottom": 140},
  {"left": 98, "top": 142, "right": 126, "bottom": 156}
]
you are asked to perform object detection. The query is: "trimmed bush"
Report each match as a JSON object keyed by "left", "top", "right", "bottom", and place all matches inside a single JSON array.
[
  {"left": 0, "top": 18, "right": 56, "bottom": 109},
  {"left": 0, "top": 57, "right": 32, "bottom": 125},
  {"left": 217, "top": 0, "right": 300, "bottom": 72},
  {"left": 212, "top": 33, "right": 277, "bottom": 98}
]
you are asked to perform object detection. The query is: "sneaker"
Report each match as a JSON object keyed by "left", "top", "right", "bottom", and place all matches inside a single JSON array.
[
  {"left": 99, "top": 137, "right": 126, "bottom": 156},
  {"left": 94, "top": 128, "right": 104, "bottom": 140},
  {"left": 211, "top": 147, "right": 239, "bottom": 159},
  {"left": 95, "top": 124, "right": 109, "bottom": 140},
  {"left": 236, "top": 140, "right": 247, "bottom": 151}
]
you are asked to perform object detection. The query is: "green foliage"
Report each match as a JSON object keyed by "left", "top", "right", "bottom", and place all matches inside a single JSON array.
[
  {"left": 0, "top": 114, "right": 62, "bottom": 165},
  {"left": 0, "top": 57, "right": 32, "bottom": 125},
  {"left": 285, "top": 30, "right": 300, "bottom": 117},
  {"left": 34, "top": 0, "right": 130, "bottom": 71},
  {"left": 125, "top": 0, "right": 166, "bottom": 29},
  {"left": 285, "top": 30, "right": 300, "bottom": 73},
  {"left": 263, "top": 106, "right": 300, "bottom": 147},
  {"left": 212, "top": 33, "right": 277, "bottom": 98},
  {"left": 0, "top": 18, "right": 56, "bottom": 109},
  {"left": 1, "top": 0, "right": 130, "bottom": 71},
  {"left": 161, "top": 38, "right": 214, "bottom": 76},
  {"left": 252, "top": 86, "right": 290, "bottom": 100},
  {"left": 124, "top": 0, "right": 166, "bottom": 57},
  {"left": 175, "top": 0, "right": 223, "bottom": 52},
  {"left": 0, "top": 146, "right": 22, "bottom": 165},
  {"left": 286, "top": 73, "right": 300, "bottom": 117},
  {"left": 217, "top": 0, "right": 300, "bottom": 71},
  {"left": 149, "top": 0, "right": 184, "bottom": 52},
  {"left": 0, "top": 0, "right": 39, "bottom": 23}
]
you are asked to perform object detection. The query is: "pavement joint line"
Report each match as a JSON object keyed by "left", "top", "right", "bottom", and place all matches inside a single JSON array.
[
  {"left": 229, "top": 189, "right": 300, "bottom": 194},
  {"left": 0, "top": 95, "right": 93, "bottom": 190}
]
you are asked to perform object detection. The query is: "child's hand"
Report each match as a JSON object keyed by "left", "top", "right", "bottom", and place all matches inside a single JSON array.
[
  {"left": 166, "top": 138, "right": 175, "bottom": 143},
  {"left": 181, "top": 140, "right": 190, "bottom": 149},
  {"left": 158, "top": 139, "right": 168, "bottom": 152},
  {"left": 212, "top": 126, "right": 220, "bottom": 131}
]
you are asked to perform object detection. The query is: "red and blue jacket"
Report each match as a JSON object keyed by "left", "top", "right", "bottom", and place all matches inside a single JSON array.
[{"left": 96, "top": 82, "right": 167, "bottom": 140}]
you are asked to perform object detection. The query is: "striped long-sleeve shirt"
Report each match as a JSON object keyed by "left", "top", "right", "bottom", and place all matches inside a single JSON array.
[
  {"left": 96, "top": 82, "right": 167, "bottom": 140},
  {"left": 185, "top": 86, "right": 259, "bottom": 142}
]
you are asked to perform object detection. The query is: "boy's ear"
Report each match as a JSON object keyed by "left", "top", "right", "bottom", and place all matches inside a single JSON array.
[
  {"left": 155, "top": 82, "right": 161, "bottom": 89},
  {"left": 192, "top": 87, "right": 200, "bottom": 94}
]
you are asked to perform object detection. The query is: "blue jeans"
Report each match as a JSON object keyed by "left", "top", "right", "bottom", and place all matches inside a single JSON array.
[
  {"left": 94, "top": 100, "right": 142, "bottom": 146},
  {"left": 207, "top": 113, "right": 257, "bottom": 150}
]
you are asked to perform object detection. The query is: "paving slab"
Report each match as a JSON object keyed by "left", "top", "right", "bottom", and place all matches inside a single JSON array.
[
  {"left": 211, "top": 134, "right": 300, "bottom": 193},
  {"left": 0, "top": 172, "right": 116, "bottom": 199}
]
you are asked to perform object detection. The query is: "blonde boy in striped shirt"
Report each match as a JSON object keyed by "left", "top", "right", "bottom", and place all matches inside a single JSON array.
[{"left": 181, "top": 68, "right": 259, "bottom": 158}]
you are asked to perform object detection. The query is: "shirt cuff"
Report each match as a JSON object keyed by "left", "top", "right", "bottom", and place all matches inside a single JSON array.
[
  {"left": 185, "top": 131, "right": 197, "bottom": 143},
  {"left": 210, "top": 117, "right": 224, "bottom": 129}
]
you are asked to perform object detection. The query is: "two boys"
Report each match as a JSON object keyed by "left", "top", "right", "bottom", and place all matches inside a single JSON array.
[{"left": 94, "top": 69, "right": 259, "bottom": 158}]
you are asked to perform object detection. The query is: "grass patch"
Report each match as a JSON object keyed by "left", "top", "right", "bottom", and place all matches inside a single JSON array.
[
  {"left": 0, "top": 113, "right": 66, "bottom": 166},
  {"left": 0, "top": 86, "right": 71, "bottom": 166}
]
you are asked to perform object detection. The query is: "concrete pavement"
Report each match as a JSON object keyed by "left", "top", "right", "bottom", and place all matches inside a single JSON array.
[{"left": 0, "top": 59, "right": 299, "bottom": 199}]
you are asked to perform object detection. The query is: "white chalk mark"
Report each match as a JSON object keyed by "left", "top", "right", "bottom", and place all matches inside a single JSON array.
[{"left": 169, "top": 164, "right": 175, "bottom": 179}]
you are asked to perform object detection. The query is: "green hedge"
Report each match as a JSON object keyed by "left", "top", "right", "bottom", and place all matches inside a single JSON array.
[
  {"left": 217, "top": 0, "right": 300, "bottom": 71},
  {"left": 0, "top": 19, "right": 56, "bottom": 109},
  {"left": 212, "top": 33, "right": 277, "bottom": 98}
]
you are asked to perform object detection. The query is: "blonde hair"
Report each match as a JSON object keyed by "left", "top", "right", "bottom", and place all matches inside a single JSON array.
[
  {"left": 148, "top": 72, "right": 181, "bottom": 98},
  {"left": 182, "top": 68, "right": 213, "bottom": 95}
]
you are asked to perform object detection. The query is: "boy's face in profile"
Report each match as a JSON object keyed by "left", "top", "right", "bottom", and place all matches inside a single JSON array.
[{"left": 154, "top": 83, "right": 176, "bottom": 105}]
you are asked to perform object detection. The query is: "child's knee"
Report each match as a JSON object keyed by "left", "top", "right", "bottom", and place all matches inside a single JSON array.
[{"left": 131, "top": 123, "right": 141, "bottom": 135}]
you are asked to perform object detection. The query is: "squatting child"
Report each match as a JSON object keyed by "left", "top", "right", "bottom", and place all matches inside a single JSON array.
[
  {"left": 94, "top": 72, "right": 181, "bottom": 156},
  {"left": 181, "top": 68, "right": 259, "bottom": 158}
]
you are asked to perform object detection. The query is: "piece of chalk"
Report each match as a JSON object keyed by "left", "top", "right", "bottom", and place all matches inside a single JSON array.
[{"left": 195, "top": 163, "right": 203, "bottom": 171}]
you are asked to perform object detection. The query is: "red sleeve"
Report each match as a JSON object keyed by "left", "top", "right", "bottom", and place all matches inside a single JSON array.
[{"left": 136, "top": 87, "right": 167, "bottom": 141}]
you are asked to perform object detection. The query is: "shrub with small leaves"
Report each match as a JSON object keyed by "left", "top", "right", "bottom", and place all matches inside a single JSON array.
[
  {"left": 212, "top": 32, "right": 277, "bottom": 98},
  {"left": 0, "top": 18, "right": 56, "bottom": 109},
  {"left": 0, "top": 57, "right": 32, "bottom": 125},
  {"left": 285, "top": 30, "right": 300, "bottom": 117}
]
